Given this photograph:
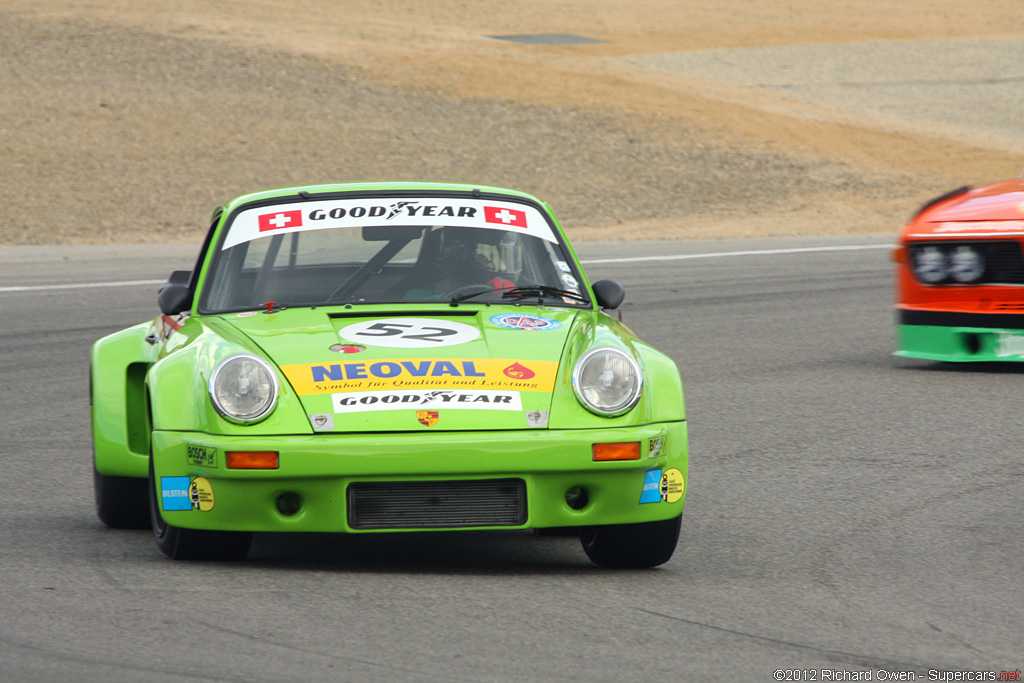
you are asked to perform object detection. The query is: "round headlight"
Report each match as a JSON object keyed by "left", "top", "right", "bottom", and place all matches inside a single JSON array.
[
  {"left": 912, "top": 246, "right": 948, "bottom": 284},
  {"left": 949, "top": 245, "right": 985, "bottom": 283},
  {"left": 572, "top": 348, "right": 642, "bottom": 416},
  {"left": 208, "top": 354, "right": 280, "bottom": 424}
]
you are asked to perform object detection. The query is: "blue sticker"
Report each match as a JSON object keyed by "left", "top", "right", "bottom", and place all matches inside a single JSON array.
[
  {"left": 490, "top": 314, "right": 561, "bottom": 331},
  {"left": 639, "top": 468, "right": 663, "bottom": 504},
  {"left": 161, "top": 476, "right": 192, "bottom": 511}
]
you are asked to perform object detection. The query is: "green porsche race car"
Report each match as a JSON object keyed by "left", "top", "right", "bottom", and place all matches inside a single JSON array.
[{"left": 91, "top": 182, "right": 688, "bottom": 567}]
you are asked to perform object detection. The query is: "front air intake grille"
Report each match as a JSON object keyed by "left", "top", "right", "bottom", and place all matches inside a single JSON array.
[{"left": 347, "top": 479, "right": 527, "bottom": 530}]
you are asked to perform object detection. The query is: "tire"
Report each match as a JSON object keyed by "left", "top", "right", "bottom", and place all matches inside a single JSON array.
[
  {"left": 148, "top": 456, "right": 251, "bottom": 561},
  {"left": 580, "top": 514, "right": 682, "bottom": 568},
  {"left": 94, "top": 466, "right": 150, "bottom": 529}
]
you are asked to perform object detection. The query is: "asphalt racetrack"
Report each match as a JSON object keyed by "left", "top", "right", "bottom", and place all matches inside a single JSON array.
[{"left": 1, "top": 238, "right": 1021, "bottom": 681}]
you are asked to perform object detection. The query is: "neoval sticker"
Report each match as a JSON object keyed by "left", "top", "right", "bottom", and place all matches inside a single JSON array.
[{"left": 282, "top": 358, "right": 557, "bottom": 395}]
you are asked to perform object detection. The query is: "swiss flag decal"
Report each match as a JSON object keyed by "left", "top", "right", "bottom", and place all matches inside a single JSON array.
[
  {"left": 258, "top": 210, "right": 303, "bottom": 232},
  {"left": 484, "top": 206, "right": 527, "bottom": 228}
]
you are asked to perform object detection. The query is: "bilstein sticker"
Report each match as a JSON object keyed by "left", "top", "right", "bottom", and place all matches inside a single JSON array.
[
  {"left": 332, "top": 389, "right": 522, "bottom": 413},
  {"left": 639, "top": 469, "right": 663, "bottom": 504},
  {"left": 161, "top": 476, "right": 192, "bottom": 511},
  {"left": 282, "top": 357, "right": 557, "bottom": 395},
  {"left": 161, "top": 476, "right": 215, "bottom": 511},
  {"left": 639, "top": 468, "right": 686, "bottom": 504}
]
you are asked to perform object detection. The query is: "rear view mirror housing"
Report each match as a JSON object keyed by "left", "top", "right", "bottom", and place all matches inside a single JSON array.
[
  {"left": 158, "top": 271, "right": 193, "bottom": 315},
  {"left": 591, "top": 279, "right": 625, "bottom": 310}
]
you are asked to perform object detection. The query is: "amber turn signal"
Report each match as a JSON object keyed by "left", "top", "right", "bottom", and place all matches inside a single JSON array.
[
  {"left": 226, "top": 451, "right": 280, "bottom": 469},
  {"left": 592, "top": 442, "right": 641, "bottom": 461}
]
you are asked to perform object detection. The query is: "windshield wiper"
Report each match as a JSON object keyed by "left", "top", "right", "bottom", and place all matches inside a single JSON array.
[
  {"left": 448, "top": 286, "right": 495, "bottom": 305},
  {"left": 501, "top": 286, "right": 588, "bottom": 304}
]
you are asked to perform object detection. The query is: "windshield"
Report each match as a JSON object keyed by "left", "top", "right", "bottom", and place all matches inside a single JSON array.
[{"left": 199, "top": 196, "right": 588, "bottom": 312}]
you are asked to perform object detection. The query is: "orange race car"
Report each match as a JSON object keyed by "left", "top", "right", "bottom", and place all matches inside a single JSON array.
[{"left": 894, "top": 177, "right": 1024, "bottom": 362}]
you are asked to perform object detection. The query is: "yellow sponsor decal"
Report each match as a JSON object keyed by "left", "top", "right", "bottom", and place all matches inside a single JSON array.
[
  {"left": 281, "top": 358, "right": 558, "bottom": 395},
  {"left": 189, "top": 477, "right": 215, "bottom": 511},
  {"left": 660, "top": 468, "right": 685, "bottom": 504}
]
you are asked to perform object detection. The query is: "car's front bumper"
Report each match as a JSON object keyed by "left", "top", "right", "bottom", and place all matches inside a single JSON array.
[
  {"left": 152, "top": 421, "right": 687, "bottom": 532},
  {"left": 895, "top": 308, "right": 1024, "bottom": 362}
]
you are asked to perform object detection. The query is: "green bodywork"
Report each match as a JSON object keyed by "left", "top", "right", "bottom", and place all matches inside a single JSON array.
[
  {"left": 91, "top": 182, "right": 687, "bottom": 533},
  {"left": 895, "top": 323, "right": 1024, "bottom": 362}
]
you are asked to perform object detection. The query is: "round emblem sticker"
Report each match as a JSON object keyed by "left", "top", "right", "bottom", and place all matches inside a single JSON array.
[
  {"left": 490, "top": 314, "right": 561, "bottom": 331},
  {"left": 659, "top": 468, "right": 685, "bottom": 504},
  {"left": 189, "top": 477, "right": 215, "bottom": 511},
  {"left": 338, "top": 318, "right": 480, "bottom": 348}
]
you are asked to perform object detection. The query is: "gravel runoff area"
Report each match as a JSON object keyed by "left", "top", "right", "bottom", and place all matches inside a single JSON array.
[{"left": 1, "top": 2, "right": 1022, "bottom": 246}]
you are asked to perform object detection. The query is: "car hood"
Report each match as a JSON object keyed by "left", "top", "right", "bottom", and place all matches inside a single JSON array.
[
  {"left": 921, "top": 180, "right": 1024, "bottom": 226},
  {"left": 217, "top": 306, "right": 579, "bottom": 432}
]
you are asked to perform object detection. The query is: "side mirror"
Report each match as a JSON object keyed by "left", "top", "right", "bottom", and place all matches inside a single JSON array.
[
  {"left": 591, "top": 279, "right": 625, "bottom": 310},
  {"left": 158, "top": 272, "right": 193, "bottom": 315}
]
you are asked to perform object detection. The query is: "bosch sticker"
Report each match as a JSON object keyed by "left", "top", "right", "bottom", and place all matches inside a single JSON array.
[
  {"left": 489, "top": 314, "right": 561, "bottom": 331},
  {"left": 186, "top": 445, "right": 218, "bottom": 468}
]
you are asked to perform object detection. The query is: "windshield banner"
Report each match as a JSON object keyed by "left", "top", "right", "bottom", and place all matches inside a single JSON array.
[{"left": 223, "top": 197, "right": 557, "bottom": 249}]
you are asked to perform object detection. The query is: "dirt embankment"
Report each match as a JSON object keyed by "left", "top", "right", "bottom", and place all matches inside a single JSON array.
[{"left": 1, "top": 0, "right": 1021, "bottom": 245}]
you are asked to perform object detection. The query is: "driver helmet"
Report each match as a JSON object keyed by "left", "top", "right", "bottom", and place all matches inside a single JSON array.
[{"left": 436, "top": 227, "right": 522, "bottom": 280}]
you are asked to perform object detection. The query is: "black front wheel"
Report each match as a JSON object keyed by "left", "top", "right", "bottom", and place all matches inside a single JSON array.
[
  {"left": 94, "top": 465, "right": 150, "bottom": 529},
  {"left": 580, "top": 514, "right": 682, "bottom": 568},
  {"left": 148, "top": 457, "right": 251, "bottom": 561}
]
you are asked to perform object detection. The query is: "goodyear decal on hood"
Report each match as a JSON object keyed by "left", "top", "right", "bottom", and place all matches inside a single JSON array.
[
  {"left": 281, "top": 358, "right": 558, "bottom": 395},
  {"left": 332, "top": 389, "right": 523, "bottom": 413}
]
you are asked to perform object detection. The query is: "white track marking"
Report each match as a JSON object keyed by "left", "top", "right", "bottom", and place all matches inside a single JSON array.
[
  {"left": 579, "top": 243, "right": 891, "bottom": 265},
  {"left": 0, "top": 244, "right": 891, "bottom": 293},
  {"left": 0, "top": 279, "right": 164, "bottom": 293}
]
